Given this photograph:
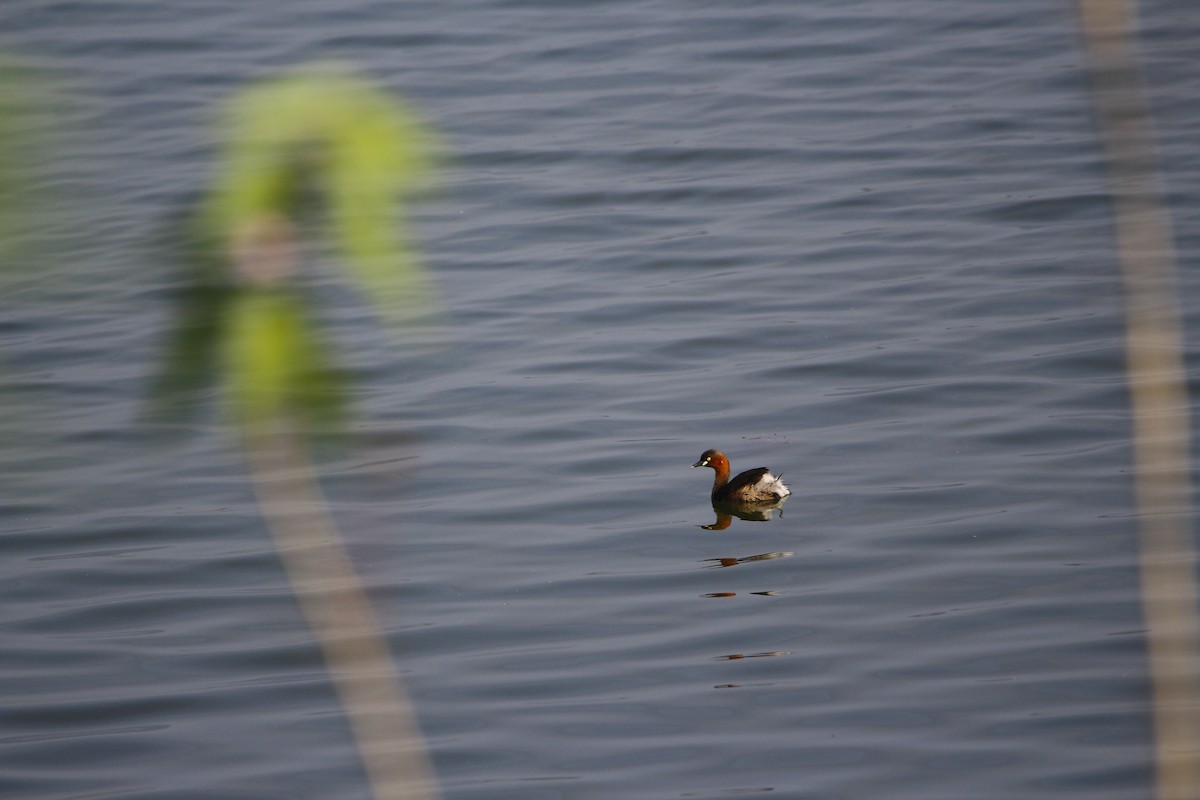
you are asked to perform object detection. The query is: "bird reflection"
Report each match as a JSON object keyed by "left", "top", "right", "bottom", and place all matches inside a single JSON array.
[
  {"left": 701, "top": 498, "right": 787, "bottom": 530},
  {"left": 701, "top": 551, "right": 793, "bottom": 569},
  {"left": 701, "top": 591, "right": 779, "bottom": 597},
  {"left": 714, "top": 651, "right": 791, "bottom": 661},
  {"left": 688, "top": 468, "right": 792, "bottom": 684}
]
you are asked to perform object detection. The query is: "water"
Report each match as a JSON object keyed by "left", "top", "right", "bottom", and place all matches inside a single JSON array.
[{"left": 2, "top": 0, "right": 1197, "bottom": 797}]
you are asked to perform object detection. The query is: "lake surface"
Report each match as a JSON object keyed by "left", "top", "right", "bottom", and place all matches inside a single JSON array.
[{"left": 2, "top": 0, "right": 1198, "bottom": 798}]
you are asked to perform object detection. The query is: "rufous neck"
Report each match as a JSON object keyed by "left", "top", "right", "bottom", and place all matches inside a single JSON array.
[{"left": 710, "top": 460, "right": 730, "bottom": 490}]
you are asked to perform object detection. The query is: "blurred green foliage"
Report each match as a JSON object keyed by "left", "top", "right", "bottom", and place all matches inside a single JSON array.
[
  {"left": 222, "top": 288, "right": 343, "bottom": 431},
  {"left": 0, "top": 57, "right": 48, "bottom": 276},
  {"left": 150, "top": 65, "right": 438, "bottom": 437},
  {"left": 203, "top": 64, "right": 438, "bottom": 319}
]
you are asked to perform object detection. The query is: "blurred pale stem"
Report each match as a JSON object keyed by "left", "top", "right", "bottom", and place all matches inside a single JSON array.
[
  {"left": 228, "top": 217, "right": 438, "bottom": 799},
  {"left": 243, "top": 420, "right": 438, "bottom": 800},
  {"left": 1076, "top": 1, "right": 1200, "bottom": 797}
]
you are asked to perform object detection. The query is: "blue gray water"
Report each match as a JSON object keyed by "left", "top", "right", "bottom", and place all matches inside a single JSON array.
[{"left": 2, "top": 1, "right": 1198, "bottom": 798}]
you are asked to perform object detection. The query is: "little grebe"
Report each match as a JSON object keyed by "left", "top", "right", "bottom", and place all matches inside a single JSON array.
[{"left": 692, "top": 449, "right": 791, "bottom": 504}]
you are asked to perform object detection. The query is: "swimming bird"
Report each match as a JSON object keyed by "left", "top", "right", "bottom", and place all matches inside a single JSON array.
[{"left": 692, "top": 448, "right": 791, "bottom": 505}]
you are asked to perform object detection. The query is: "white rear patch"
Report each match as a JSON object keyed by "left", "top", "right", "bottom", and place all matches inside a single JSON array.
[{"left": 755, "top": 472, "right": 791, "bottom": 498}]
